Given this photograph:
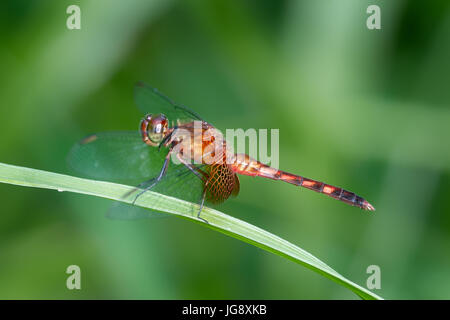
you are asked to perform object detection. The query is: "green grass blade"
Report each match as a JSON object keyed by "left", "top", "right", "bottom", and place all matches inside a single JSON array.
[{"left": 0, "top": 162, "right": 382, "bottom": 300}]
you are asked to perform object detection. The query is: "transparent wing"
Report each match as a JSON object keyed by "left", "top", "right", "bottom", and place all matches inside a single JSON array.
[
  {"left": 67, "top": 131, "right": 168, "bottom": 184},
  {"left": 135, "top": 81, "right": 205, "bottom": 126},
  {"left": 106, "top": 163, "right": 206, "bottom": 220}
]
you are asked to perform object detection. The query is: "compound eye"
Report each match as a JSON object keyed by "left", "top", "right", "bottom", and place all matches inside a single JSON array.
[{"left": 148, "top": 114, "right": 168, "bottom": 144}]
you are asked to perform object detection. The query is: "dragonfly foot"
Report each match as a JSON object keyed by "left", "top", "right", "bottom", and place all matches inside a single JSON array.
[
  {"left": 131, "top": 193, "right": 142, "bottom": 206},
  {"left": 198, "top": 216, "right": 209, "bottom": 224},
  {"left": 197, "top": 208, "right": 209, "bottom": 224}
]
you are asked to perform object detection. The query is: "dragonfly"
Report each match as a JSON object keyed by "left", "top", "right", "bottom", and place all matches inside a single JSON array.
[{"left": 68, "top": 82, "right": 375, "bottom": 223}]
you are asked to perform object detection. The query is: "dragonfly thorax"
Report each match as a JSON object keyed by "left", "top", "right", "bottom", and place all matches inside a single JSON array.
[{"left": 140, "top": 113, "right": 169, "bottom": 147}]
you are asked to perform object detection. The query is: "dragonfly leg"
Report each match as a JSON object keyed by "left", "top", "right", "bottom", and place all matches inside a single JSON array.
[
  {"left": 196, "top": 174, "right": 215, "bottom": 224},
  {"left": 197, "top": 183, "right": 209, "bottom": 224},
  {"left": 175, "top": 153, "right": 210, "bottom": 223},
  {"left": 132, "top": 149, "right": 172, "bottom": 205},
  {"left": 175, "top": 153, "right": 208, "bottom": 180}
]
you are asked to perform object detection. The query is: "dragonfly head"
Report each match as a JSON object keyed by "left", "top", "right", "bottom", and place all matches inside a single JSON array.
[{"left": 140, "top": 113, "right": 169, "bottom": 147}]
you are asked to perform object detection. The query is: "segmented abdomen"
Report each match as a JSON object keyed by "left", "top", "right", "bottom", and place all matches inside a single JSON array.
[{"left": 232, "top": 154, "right": 375, "bottom": 211}]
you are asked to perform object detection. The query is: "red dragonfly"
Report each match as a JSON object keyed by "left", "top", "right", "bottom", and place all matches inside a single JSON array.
[{"left": 69, "top": 82, "right": 374, "bottom": 222}]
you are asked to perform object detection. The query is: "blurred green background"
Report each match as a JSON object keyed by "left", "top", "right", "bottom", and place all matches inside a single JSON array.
[{"left": 0, "top": 0, "right": 449, "bottom": 299}]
